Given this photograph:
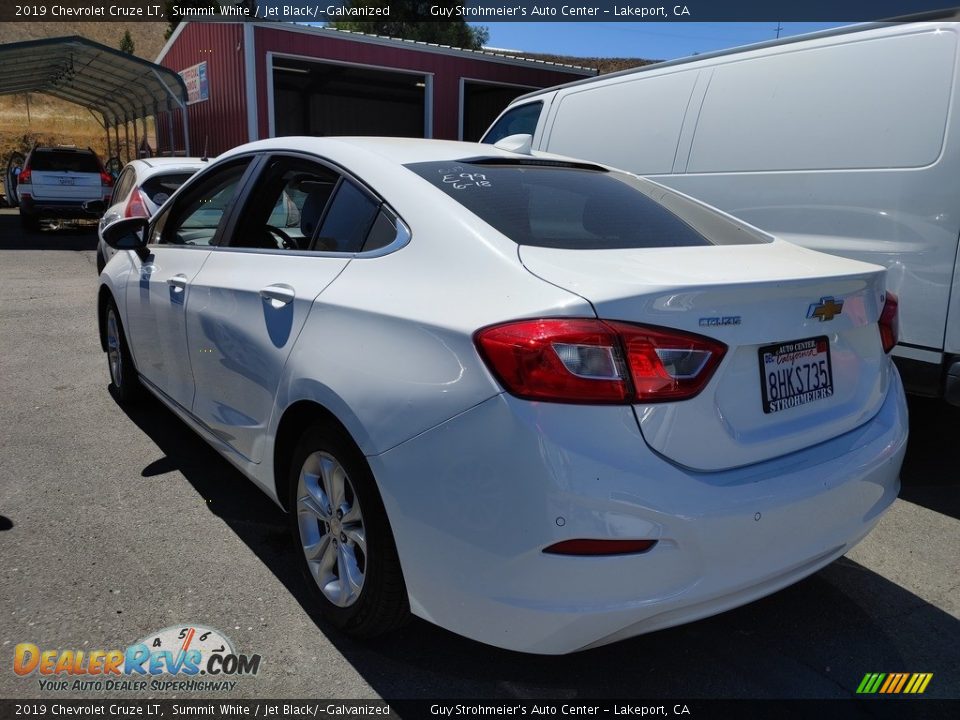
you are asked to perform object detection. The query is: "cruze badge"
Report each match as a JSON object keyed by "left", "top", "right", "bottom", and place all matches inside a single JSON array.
[
  {"left": 699, "top": 316, "right": 741, "bottom": 327},
  {"left": 807, "top": 296, "right": 844, "bottom": 322}
]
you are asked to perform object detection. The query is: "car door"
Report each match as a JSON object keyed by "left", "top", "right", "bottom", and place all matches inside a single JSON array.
[
  {"left": 124, "top": 157, "right": 256, "bottom": 412},
  {"left": 185, "top": 154, "right": 386, "bottom": 463}
]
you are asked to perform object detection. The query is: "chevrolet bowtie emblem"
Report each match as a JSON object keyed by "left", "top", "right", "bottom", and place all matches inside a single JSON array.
[{"left": 807, "top": 296, "right": 844, "bottom": 322}]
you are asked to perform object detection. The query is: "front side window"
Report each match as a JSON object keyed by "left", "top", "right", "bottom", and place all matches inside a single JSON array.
[
  {"left": 153, "top": 159, "right": 251, "bottom": 246},
  {"left": 481, "top": 102, "right": 543, "bottom": 145}
]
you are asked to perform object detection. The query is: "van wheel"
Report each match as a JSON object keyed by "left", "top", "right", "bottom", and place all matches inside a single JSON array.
[
  {"left": 20, "top": 212, "right": 40, "bottom": 233},
  {"left": 104, "top": 299, "right": 141, "bottom": 404},
  {"left": 288, "top": 422, "right": 409, "bottom": 638}
]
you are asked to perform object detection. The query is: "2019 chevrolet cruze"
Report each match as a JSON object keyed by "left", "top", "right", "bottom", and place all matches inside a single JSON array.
[{"left": 96, "top": 137, "right": 907, "bottom": 654}]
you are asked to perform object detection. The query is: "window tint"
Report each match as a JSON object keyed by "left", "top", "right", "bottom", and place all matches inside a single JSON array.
[
  {"left": 141, "top": 172, "right": 196, "bottom": 207},
  {"left": 30, "top": 150, "right": 100, "bottom": 173},
  {"left": 406, "top": 160, "right": 729, "bottom": 250},
  {"left": 228, "top": 157, "right": 338, "bottom": 251},
  {"left": 111, "top": 167, "right": 135, "bottom": 206},
  {"left": 315, "top": 180, "right": 379, "bottom": 253},
  {"left": 481, "top": 102, "right": 542, "bottom": 145},
  {"left": 362, "top": 209, "right": 399, "bottom": 252},
  {"left": 155, "top": 160, "right": 250, "bottom": 247}
]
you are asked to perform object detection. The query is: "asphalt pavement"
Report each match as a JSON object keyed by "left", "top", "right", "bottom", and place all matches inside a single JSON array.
[{"left": 0, "top": 209, "right": 957, "bottom": 703}]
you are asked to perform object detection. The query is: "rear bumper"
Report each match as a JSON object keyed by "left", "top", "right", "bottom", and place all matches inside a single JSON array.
[
  {"left": 370, "top": 369, "right": 908, "bottom": 654},
  {"left": 20, "top": 196, "right": 102, "bottom": 219}
]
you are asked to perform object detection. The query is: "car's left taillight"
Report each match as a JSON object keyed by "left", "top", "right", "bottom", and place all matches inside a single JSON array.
[
  {"left": 474, "top": 318, "right": 726, "bottom": 404},
  {"left": 124, "top": 187, "right": 149, "bottom": 218},
  {"left": 879, "top": 292, "right": 899, "bottom": 354}
]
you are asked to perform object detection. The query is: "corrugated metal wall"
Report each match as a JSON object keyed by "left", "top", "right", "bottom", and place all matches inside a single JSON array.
[
  {"left": 159, "top": 23, "right": 249, "bottom": 156},
  {"left": 160, "top": 23, "right": 590, "bottom": 154}
]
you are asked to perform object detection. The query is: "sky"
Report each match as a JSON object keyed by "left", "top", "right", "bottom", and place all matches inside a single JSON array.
[{"left": 470, "top": 22, "right": 849, "bottom": 59}]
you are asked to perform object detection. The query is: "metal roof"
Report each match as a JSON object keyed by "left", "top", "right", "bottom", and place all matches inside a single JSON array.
[
  {"left": 0, "top": 35, "right": 188, "bottom": 126},
  {"left": 157, "top": 22, "right": 597, "bottom": 75}
]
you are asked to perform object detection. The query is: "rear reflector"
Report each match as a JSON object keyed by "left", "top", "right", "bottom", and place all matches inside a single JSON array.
[
  {"left": 543, "top": 539, "right": 658, "bottom": 556},
  {"left": 475, "top": 318, "right": 726, "bottom": 404},
  {"left": 879, "top": 292, "right": 899, "bottom": 354}
]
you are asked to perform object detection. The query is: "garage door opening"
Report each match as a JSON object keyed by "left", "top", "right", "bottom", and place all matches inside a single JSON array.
[
  {"left": 271, "top": 56, "right": 429, "bottom": 138},
  {"left": 461, "top": 80, "right": 536, "bottom": 142}
]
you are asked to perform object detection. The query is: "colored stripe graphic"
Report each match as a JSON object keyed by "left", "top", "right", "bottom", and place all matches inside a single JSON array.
[{"left": 857, "top": 673, "right": 932, "bottom": 694}]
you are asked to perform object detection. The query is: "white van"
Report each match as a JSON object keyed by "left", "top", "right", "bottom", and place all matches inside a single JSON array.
[{"left": 483, "top": 20, "right": 960, "bottom": 402}]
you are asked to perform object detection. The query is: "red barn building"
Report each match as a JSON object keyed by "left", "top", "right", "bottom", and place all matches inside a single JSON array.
[{"left": 156, "top": 22, "right": 594, "bottom": 155}]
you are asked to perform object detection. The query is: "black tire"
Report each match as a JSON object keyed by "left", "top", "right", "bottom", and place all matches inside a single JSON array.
[
  {"left": 19, "top": 211, "right": 40, "bottom": 233},
  {"left": 103, "top": 298, "right": 142, "bottom": 405},
  {"left": 288, "top": 421, "right": 409, "bottom": 638}
]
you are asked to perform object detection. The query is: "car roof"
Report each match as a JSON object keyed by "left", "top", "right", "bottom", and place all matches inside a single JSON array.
[
  {"left": 216, "top": 136, "right": 575, "bottom": 167},
  {"left": 136, "top": 157, "right": 208, "bottom": 169},
  {"left": 32, "top": 146, "right": 97, "bottom": 154}
]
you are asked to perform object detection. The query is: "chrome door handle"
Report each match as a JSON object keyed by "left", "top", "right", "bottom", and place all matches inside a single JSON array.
[
  {"left": 167, "top": 274, "right": 188, "bottom": 290},
  {"left": 260, "top": 284, "right": 295, "bottom": 306}
]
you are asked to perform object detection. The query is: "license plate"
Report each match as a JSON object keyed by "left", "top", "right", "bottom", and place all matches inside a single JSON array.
[
  {"left": 57, "top": 177, "right": 75, "bottom": 185},
  {"left": 758, "top": 336, "right": 833, "bottom": 414}
]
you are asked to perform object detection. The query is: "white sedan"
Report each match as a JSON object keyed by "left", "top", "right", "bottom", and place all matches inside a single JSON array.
[
  {"left": 94, "top": 157, "right": 208, "bottom": 273},
  {"left": 96, "top": 137, "right": 907, "bottom": 654}
]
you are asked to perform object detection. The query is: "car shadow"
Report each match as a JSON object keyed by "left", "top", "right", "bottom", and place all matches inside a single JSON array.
[
  {"left": 901, "top": 396, "right": 960, "bottom": 521},
  {"left": 0, "top": 211, "right": 98, "bottom": 250},
  {"left": 114, "top": 391, "right": 960, "bottom": 700}
]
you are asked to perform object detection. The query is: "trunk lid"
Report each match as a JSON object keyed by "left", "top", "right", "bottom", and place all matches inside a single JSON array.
[{"left": 520, "top": 239, "right": 891, "bottom": 471}]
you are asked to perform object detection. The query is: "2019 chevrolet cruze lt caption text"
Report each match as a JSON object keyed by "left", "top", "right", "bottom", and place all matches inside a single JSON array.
[{"left": 96, "top": 137, "right": 907, "bottom": 654}]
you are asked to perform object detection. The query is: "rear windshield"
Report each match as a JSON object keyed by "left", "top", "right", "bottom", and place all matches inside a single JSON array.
[
  {"left": 29, "top": 150, "right": 100, "bottom": 173},
  {"left": 406, "top": 161, "right": 719, "bottom": 250},
  {"left": 141, "top": 172, "right": 195, "bottom": 206}
]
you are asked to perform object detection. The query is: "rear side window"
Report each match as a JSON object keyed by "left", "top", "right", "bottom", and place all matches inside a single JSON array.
[
  {"left": 482, "top": 102, "right": 543, "bottom": 145},
  {"left": 29, "top": 150, "right": 100, "bottom": 173},
  {"left": 406, "top": 160, "right": 723, "bottom": 250},
  {"left": 141, "top": 172, "right": 195, "bottom": 206},
  {"left": 315, "top": 180, "right": 379, "bottom": 253}
]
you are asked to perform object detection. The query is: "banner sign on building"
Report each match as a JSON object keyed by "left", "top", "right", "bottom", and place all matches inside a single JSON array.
[{"left": 180, "top": 62, "right": 209, "bottom": 105}]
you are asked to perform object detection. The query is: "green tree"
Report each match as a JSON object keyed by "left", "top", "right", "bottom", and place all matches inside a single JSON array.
[
  {"left": 329, "top": 1, "right": 488, "bottom": 50},
  {"left": 119, "top": 30, "right": 135, "bottom": 54}
]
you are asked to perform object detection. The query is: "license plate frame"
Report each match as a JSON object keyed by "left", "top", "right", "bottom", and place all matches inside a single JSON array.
[
  {"left": 57, "top": 177, "right": 75, "bottom": 186},
  {"left": 758, "top": 335, "right": 833, "bottom": 414}
]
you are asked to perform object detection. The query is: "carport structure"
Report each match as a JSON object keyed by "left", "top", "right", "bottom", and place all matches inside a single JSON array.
[{"left": 0, "top": 36, "right": 190, "bottom": 163}]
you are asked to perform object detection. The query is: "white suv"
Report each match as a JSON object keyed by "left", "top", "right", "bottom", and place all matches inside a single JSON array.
[{"left": 17, "top": 146, "right": 113, "bottom": 232}]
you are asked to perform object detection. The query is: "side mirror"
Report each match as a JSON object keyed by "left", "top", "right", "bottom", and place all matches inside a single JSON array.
[
  {"left": 83, "top": 199, "right": 107, "bottom": 217},
  {"left": 102, "top": 217, "right": 149, "bottom": 253}
]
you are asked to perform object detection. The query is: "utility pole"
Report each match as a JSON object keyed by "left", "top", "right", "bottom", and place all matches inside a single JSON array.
[{"left": 775, "top": 22, "right": 783, "bottom": 39}]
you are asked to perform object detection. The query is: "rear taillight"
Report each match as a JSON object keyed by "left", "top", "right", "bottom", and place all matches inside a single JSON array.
[
  {"left": 100, "top": 171, "right": 114, "bottom": 188},
  {"left": 124, "top": 187, "right": 148, "bottom": 218},
  {"left": 879, "top": 292, "right": 899, "bottom": 354},
  {"left": 474, "top": 318, "right": 726, "bottom": 404},
  {"left": 543, "top": 539, "right": 658, "bottom": 556},
  {"left": 17, "top": 167, "right": 31, "bottom": 185}
]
